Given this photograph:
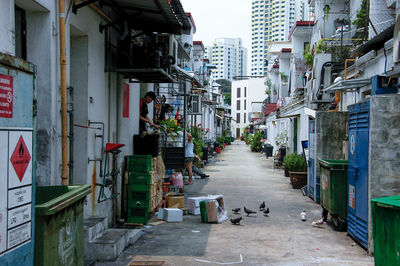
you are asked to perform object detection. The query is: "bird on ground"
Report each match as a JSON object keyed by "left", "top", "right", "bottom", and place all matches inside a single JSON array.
[
  {"left": 232, "top": 208, "right": 241, "bottom": 214},
  {"left": 259, "top": 201, "right": 266, "bottom": 211},
  {"left": 301, "top": 209, "right": 307, "bottom": 221},
  {"left": 263, "top": 208, "right": 270, "bottom": 216},
  {"left": 244, "top": 207, "right": 257, "bottom": 216},
  {"left": 230, "top": 216, "right": 243, "bottom": 225}
]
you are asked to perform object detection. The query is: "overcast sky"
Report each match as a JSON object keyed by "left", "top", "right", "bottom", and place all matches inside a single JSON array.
[{"left": 180, "top": 0, "right": 252, "bottom": 50}]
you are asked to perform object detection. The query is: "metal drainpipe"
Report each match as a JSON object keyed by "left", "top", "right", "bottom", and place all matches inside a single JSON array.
[
  {"left": 68, "top": 87, "right": 74, "bottom": 184},
  {"left": 59, "top": 0, "right": 69, "bottom": 185}
]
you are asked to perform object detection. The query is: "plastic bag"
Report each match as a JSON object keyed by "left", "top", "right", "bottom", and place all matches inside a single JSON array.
[{"left": 171, "top": 172, "right": 184, "bottom": 188}]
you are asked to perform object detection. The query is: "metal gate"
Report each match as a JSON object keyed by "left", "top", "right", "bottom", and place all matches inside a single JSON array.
[
  {"left": 347, "top": 100, "right": 369, "bottom": 250},
  {"left": 0, "top": 53, "right": 36, "bottom": 265}
]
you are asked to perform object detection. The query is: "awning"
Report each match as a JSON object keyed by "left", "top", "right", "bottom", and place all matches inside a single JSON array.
[
  {"left": 87, "top": 0, "right": 192, "bottom": 35},
  {"left": 322, "top": 78, "right": 371, "bottom": 92},
  {"left": 172, "top": 66, "right": 203, "bottom": 88}
]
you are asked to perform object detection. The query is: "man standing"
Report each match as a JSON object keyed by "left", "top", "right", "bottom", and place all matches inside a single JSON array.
[{"left": 140, "top": 91, "right": 160, "bottom": 133}]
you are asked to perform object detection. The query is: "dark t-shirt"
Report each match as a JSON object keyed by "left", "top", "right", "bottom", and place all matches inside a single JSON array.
[{"left": 140, "top": 98, "right": 148, "bottom": 132}]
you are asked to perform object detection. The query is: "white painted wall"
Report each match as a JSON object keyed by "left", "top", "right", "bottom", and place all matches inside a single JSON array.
[
  {"left": 0, "top": 1, "right": 142, "bottom": 223},
  {"left": 231, "top": 78, "right": 266, "bottom": 136}
]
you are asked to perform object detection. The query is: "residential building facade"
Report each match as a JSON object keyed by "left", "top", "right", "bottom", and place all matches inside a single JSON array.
[
  {"left": 251, "top": 0, "right": 309, "bottom": 76},
  {"left": 231, "top": 77, "right": 266, "bottom": 138},
  {"left": 207, "top": 38, "right": 247, "bottom": 81}
]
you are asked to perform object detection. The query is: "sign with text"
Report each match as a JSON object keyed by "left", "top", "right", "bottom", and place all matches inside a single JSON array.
[
  {"left": 7, "top": 222, "right": 31, "bottom": 249},
  {"left": 0, "top": 74, "right": 13, "bottom": 118},
  {"left": 0, "top": 130, "right": 33, "bottom": 255}
]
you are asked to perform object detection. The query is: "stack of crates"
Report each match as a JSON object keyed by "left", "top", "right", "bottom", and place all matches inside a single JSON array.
[{"left": 127, "top": 155, "right": 152, "bottom": 224}]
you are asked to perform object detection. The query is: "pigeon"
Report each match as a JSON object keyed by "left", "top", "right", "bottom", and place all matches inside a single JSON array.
[
  {"left": 230, "top": 216, "right": 243, "bottom": 225},
  {"left": 244, "top": 207, "right": 257, "bottom": 216},
  {"left": 259, "top": 201, "right": 265, "bottom": 211},
  {"left": 263, "top": 208, "right": 270, "bottom": 216},
  {"left": 232, "top": 208, "right": 241, "bottom": 214},
  {"left": 300, "top": 209, "right": 306, "bottom": 221}
]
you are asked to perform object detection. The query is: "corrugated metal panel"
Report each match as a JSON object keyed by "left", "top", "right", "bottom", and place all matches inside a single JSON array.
[{"left": 347, "top": 100, "right": 370, "bottom": 250}]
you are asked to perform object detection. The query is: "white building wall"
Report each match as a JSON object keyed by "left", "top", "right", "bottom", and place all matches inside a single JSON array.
[
  {"left": 231, "top": 78, "right": 266, "bottom": 137},
  {"left": 1, "top": 0, "right": 142, "bottom": 223}
]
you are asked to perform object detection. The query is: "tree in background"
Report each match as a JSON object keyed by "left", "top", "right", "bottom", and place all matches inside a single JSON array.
[{"left": 216, "top": 79, "right": 232, "bottom": 105}]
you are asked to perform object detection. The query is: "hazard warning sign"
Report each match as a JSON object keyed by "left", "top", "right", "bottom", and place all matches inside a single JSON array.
[
  {"left": 0, "top": 73, "right": 13, "bottom": 118},
  {"left": 8, "top": 131, "right": 32, "bottom": 189},
  {"left": 10, "top": 136, "right": 31, "bottom": 182}
]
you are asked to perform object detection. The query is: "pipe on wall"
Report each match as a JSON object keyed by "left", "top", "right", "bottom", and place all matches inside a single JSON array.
[{"left": 59, "top": 0, "right": 69, "bottom": 185}]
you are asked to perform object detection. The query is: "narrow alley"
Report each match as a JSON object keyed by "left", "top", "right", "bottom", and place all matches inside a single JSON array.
[{"left": 101, "top": 142, "right": 373, "bottom": 266}]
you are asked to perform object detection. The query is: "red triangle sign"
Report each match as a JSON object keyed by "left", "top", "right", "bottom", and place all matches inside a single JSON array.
[{"left": 10, "top": 135, "right": 31, "bottom": 182}]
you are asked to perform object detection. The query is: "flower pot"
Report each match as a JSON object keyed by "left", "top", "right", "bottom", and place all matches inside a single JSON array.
[{"left": 289, "top": 171, "right": 307, "bottom": 189}]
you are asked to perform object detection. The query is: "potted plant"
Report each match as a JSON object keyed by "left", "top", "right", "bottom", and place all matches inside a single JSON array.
[
  {"left": 251, "top": 131, "right": 263, "bottom": 152},
  {"left": 284, "top": 153, "right": 307, "bottom": 189}
]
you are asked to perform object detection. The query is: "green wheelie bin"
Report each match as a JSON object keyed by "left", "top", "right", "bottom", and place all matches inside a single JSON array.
[
  {"left": 35, "top": 185, "right": 91, "bottom": 266},
  {"left": 318, "top": 159, "right": 348, "bottom": 231},
  {"left": 372, "top": 196, "right": 400, "bottom": 266}
]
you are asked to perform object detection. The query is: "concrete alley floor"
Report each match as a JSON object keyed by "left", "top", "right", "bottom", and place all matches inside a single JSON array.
[{"left": 100, "top": 141, "right": 374, "bottom": 266}]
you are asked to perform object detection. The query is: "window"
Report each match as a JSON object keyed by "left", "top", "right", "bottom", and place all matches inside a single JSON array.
[
  {"left": 244, "top": 87, "right": 247, "bottom": 97},
  {"left": 237, "top": 87, "right": 241, "bottom": 98},
  {"left": 237, "top": 100, "right": 240, "bottom": 110},
  {"left": 236, "top": 113, "right": 240, "bottom": 123},
  {"left": 244, "top": 113, "right": 246, "bottom": 123},
  {"left": 244, "top": 100, "right": 247, "bottom": 110}
]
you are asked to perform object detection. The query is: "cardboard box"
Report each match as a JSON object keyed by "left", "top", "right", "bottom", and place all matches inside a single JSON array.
[
  {"left": 163, "top": 208, "right": 183, "bottom": 222},
  {"left": 167, "top": 194, "right": 185, "bottom": 208},
  {"left": 203, "top": 195, "right": 227, "bottom": 224},
  {"left": 187, "top": 196, "right": 209, "bottom": 215},
  {"left": 206, "top": 201, "right": 218, "bottom": 222}
]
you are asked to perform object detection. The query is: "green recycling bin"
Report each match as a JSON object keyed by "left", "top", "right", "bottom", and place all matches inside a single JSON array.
[
  {"left": 372, "top": 196, "right": 400, "bottom": 266},
  {"left": 319, "top": 159, "right": 348, "bottom": 231},
  {"left": 35, "top": 185, "right": 91, "bottom": 266}
]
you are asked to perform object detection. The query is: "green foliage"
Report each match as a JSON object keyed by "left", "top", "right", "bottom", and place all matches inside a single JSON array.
[
  {"left": 216, "top": 79, "right": 232, "bottom": 94},
  {"left": 284, "top": 153, "right": 307, "bottom": 172},
  {"left": 216, "top": 136, "right": 225, "bottom": 148},
  {"left": 315, "top": 39, "right": 327, "bottom": 54},
  {"left": 251, "top": 131, "right": 263, "bottom": 152},
  {"left": 159, "top": 118, "right": 183, "bottom": 141},
  {"left": 303, "top": 43, "right": 314, "bottom": 66},
  {"left": 188, "top": 124, "right": 208, "bottom": 162},
  {"left": 353, "top": 0, "right": 367, "bottom": 29},
  {"left": 352, "top": 0, "right": 368, "bottom": 43},
  {"left": 224, "top": 92, "right": 231, "bottom": 105},
  {"left": 246, "top": 134, "right": 254, "bottom": 146}
]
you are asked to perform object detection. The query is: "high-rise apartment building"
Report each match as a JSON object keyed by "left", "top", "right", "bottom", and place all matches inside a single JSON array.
[
  {"left": 251, "top": 0, "right": 309, "bottom": 76},
  {"left": 206, "top": 38, "right": 247, "bottom": 81}
]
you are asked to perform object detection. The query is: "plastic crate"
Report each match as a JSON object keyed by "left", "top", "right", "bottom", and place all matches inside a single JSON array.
[
  {"left": 127, "top": 154, "right": 152, "bottom": 172},
  {"left": 127, "top": 207, "right": 149, "bottom": 224},
  {"left": 129, "top": 172, "right": 151, "bottom": 191},
  {"left": 128, "top": 190, "right": 150, "bottom": 208},
  {"left": 200, "top": 200, "right": 208, "bottom": 223}
]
